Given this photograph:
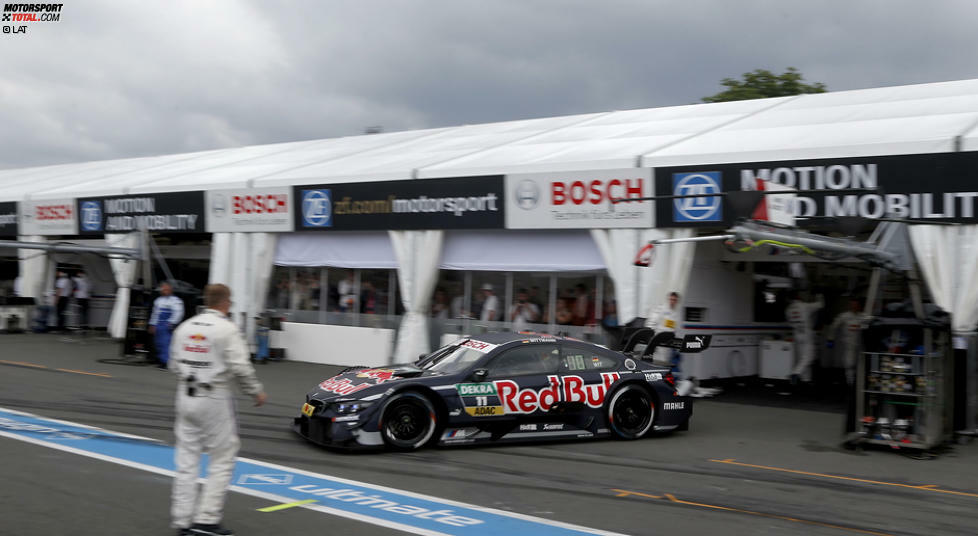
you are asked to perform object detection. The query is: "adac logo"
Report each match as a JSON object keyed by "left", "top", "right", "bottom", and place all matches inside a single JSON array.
[
  {"left": 514, "top": 179, "right": 540, "bottom": 210},
  {"left": 189, "top": 333, "right": 207, "bottom": 342},
  {"left": 301, "top": 189, "right": 332, "bottom": 227},
  {"left": 673, "top": 172, "right": 722, "bottom": 222},
  {"left": 80, "top": 201, "right": 103, "bottom": 231}
]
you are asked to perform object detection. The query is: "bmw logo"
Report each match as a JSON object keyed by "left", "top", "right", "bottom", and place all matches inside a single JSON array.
[
  {"left": 673, "top": 172, "right": 722, "bottom": 222},
  {"left": 302, "top": 189, "right": 332, "bottom": 227},
  {"left": 514, "top": 179, "right": 540, "bottom": 210},
  {"left": 80, "top": 201, "right": 103, "bottom": 232}
]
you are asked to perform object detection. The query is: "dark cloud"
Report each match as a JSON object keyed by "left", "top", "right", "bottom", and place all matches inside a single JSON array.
[{"left": 1, "top": 0, "right": 976, "bottom": 169}]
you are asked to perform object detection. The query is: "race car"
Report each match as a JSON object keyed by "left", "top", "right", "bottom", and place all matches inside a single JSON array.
[{"left": 293, "top": 331, "right": 709, "bottom": 450}]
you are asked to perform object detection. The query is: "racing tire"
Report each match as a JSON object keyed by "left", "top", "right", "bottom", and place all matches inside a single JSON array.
[
  {"left": 380, "top": 392, "right": 438, "bottom": 450},
  {"left": 607, "top": 384, "right": 655, "bottom": 440}
]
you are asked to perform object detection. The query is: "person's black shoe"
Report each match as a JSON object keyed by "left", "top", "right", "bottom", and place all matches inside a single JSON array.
[
  {"left": 789, "top": 373, "right": 800, "bottom": 386},
  {"left": 190, "top": 524, "right": 234, "bottom": 536}
]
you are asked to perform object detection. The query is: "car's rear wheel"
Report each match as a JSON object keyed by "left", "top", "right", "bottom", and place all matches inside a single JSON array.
[
  {"left": 380, "top": 392, "right": 437, "bottom": 450},
  {"left": 607, "top": 384, "right": 655, "bottom": 439}
]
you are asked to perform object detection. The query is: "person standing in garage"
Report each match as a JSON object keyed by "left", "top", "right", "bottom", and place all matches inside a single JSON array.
[
  {"left": 649, "top": 291, "right": 683, "bottom": 376},
  {"left": 149, "top": 281, "right": 185, "bottom": 369},
  {"left": 787, "top": 291, "right": 824, "bottom": 385},
  {"left": 169, "top": 283, "right": 267, "bottom": 536}
]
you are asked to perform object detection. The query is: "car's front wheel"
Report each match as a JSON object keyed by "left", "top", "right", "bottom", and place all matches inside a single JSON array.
[
  {"left": 380, "top": 392, "right": 438, "bottom": 450},
  {"left": 607, "top": 384, "right": 655, "bottom": 439}
]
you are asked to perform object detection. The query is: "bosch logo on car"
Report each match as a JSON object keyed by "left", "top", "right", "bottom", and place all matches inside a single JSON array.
[
  {"left": 673, "top": 172, "right": 722, "bottom": 222},
  {"left": 302, "top": 189, "right": 332, "bottom": 227},
  {"left": 551, "top": 178, "right": 644, "bottom": 206},
  {"left": 80, "top": 201, "right": 103, "bottom": 231}
]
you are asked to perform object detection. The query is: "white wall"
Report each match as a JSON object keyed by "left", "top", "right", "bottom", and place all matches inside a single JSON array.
[{"left": 279, "top": 322, "right": 395, "bottom": 367}]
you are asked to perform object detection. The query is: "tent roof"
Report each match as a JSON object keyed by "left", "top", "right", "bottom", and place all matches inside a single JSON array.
[{"left": 3, "top": 78, "right": 978, "bottom": 202}]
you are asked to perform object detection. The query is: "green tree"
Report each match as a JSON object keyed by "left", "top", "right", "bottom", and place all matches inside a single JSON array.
[{"left": 702, "top": 67, "right": 826, "bottom": 103}]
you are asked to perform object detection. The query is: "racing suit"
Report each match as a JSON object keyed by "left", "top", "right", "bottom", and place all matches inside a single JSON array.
[
  {"left": 169, "top": 308, "right": 263, "bottom": 529},
  {"left": 787, "top": 296, "right": 824, "bottom": 381},
  {"left": 648, "top": 305, "right": 681, "bottom": 377},
  {"left": 150, "top": 295, "right": 184, "bottom": 365},
  {"left": 828, "top": 311, "right": 870, "bottom": 384}
]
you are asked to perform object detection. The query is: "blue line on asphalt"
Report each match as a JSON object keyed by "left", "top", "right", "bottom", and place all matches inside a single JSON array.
[{"left": 0, "top": 407, "right": 623, "bottom": 536}]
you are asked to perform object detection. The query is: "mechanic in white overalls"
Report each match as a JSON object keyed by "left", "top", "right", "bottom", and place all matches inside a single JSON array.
[
  {"left": 648, "top": 292, "right": 682, "bottom": 377},
  {"left": 827, "top": 298, "right": 870, "bottom": 385},
  {"left": 169, "top": 284, "right": 266, "bottom": 536},
  {"left": 786, "top": 291, "right": 824, "bottom": 384}
]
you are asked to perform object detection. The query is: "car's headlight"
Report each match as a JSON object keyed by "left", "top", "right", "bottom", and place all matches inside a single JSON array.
[{"left": 332, "top": 401, "right": 374, "bottom": 414}]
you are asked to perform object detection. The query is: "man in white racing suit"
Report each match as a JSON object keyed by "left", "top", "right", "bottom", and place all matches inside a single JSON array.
[
  {"left": 647, "top": 292, "right": 682, "bottom": 375},
  {"left": 787, "top": 291, "right": 824, "bottom": 384},
  {"left": 169, "top": 284, "right": 266, "bottom": 536},
  {"left": 827, "top": 298, "right": 870, "bottom": 385}
]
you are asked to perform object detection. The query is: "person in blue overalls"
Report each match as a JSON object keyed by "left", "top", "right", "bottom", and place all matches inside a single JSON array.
[{"left": 148, "top": 281, "right": 185, "bottom": 369}]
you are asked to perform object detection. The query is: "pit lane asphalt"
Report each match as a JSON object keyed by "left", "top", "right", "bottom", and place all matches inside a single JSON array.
[{"left": 2, "top": 333, "right": 977, "bottom": 536}]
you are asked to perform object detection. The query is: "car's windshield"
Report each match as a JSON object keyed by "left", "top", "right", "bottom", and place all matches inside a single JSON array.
[{"left": 421, "top": 342, "right": 487, "bottom": 374}]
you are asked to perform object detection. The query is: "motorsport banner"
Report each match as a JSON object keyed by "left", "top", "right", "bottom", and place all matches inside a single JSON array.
[
  {"left": 294, "top": 176, "right": 504, "bottom": 231},
  {"left": 77, "top": 192, "right": 206, "bottom": 235},
  {"left": 205, "top": 187, "right": 293, "bottom": 233},
  {"left": 0, "top": 202, "right": 17, "bottom": 237},
  {"left": 654, "top": 151, "right": 978, "bottom": 227}
]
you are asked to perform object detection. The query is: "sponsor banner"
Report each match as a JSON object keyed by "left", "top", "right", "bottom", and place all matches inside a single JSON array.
[
  {"left": 655, "top": 151, "right": 978, "bottom": 227},
  {"left": 0, "top": 201, "right": 17, "bottom": 237},
  {"left": 19, "top": 198, "right": 77, "bottom": 236},
  {"left": 293, "top": 176, "right": 504, "bottom": 231},
  {"left": 206, "top": 187, "right": 293, "bottom": 233},
  {"left": 506, "top": 168, "right": 653, "bottom": 229},
  {"left": 77, "top": 192, "right": 206, "bottom": 235}
]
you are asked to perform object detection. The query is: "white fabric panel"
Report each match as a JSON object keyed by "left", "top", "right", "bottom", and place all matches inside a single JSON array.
[
  {"left": 909, "top": 225, "right": 978, "bottom": 333},
  {"left": 208, "top": 233, "right": 232, "bottom": 285},
  {"left": 590, "top": 229, "right": 659, "bottom": 324},
  {"left": 17, "top": 235, "right": 46, "bottom": 299},
  {"left": 248, "top": 233, "right": 278, "bottom": 344},
  {"left": 390, "top": 230, "right": 444, "bottom": 360},
  {"left": 229, "top": 232, "right": 249, "bottom": 330},
  {"left": 643, "top": 229, "right": 697, "bottom": 325},
  {"left": 105, "top": 233, "right": 140, "bottom": 339},
  {"left": 440, "top": 230, "right": 604, "bottom": 272},
  {"left": 274, "top": 232, "right": 397, "bottom": 268}
]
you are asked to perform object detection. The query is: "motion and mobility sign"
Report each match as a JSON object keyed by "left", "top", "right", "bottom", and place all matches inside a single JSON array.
[
  {"left": 206, "top": 187, "right": 293, "bottom": 233},
  {"left": 77, "top": 192, "right": 206, "bottom": 235},
  {"left": 654, "top": 151, "right": 978, "bottom": 227},
  {"left": 0, "top": 201, "right": 17, "bottom": 237},
  {"left": 293, "top": 176, "right": 505, "bottom": 231},
  {"left": 505, "top": 169, "right": 653, "bottom": 229},
  {"left": 0, "top": 407, "right": 622, "bottom": 536}
]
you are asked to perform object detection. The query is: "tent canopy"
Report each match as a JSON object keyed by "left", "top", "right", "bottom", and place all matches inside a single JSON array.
[{"left": 4, "top": 78, "right": 978, "bottom": 202}]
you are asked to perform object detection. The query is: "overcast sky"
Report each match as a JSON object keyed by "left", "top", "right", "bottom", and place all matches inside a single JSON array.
[{"left": 1, "top": 0, "right": 976, "bottom": 169}]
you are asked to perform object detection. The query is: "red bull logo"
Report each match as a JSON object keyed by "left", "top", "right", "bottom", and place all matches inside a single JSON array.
[
  {"left": 494, "top": 373, "right": 620, "bottom": 414},
  {"left": 189, "top": 334, "right": 207, "bottom": 341},
  {"left": 356, "top": 369, "right": 396, "bottom": 382}
]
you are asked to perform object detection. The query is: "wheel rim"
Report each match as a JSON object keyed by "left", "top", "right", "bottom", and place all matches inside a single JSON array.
[
  {"left": 612, "top": 389, "right": 652, "bottom": 436},
  {"left": 385, "top": 400, "right": 430, "bottom": 444}
]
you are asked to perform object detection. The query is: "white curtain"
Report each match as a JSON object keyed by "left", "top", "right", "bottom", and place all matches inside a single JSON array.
[
  {"left": 208, "top": 232, "right": 279, "bottom": 346},
  {"left": 17, "top": 235, "right": 46, "bottom": 299},
  {"left": 589, "top": 229, "right": 659, "bottom": 324},
  {"left": 909, "top": 225, "right": 978, "bottom": 333},
  {"left": 209, "top": 232, "right": 232, "bottom": 284},
  {"left": 247, "top": 233, "right": 278, "bottom": 345},
  {"left": 105, "top": 232, "right": 140, "bottom": 338},
  {"left": 390, "top": 230, "right": 444, "bottom": 361},
  {"left": 641, "top": 228, "right": 697, "bottom": 325}
]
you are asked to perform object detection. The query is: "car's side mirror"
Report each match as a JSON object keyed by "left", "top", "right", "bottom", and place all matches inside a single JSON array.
[{"left": 471, "top": 368, "right": 489, "bottom": 382}]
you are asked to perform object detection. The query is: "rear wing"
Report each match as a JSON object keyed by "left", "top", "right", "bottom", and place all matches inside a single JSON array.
[{"left": 621, "top": 328, "right": 712, "bottom": 359}]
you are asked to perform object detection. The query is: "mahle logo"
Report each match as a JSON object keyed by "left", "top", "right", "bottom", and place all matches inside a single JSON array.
[{"left": 456, "top": 383, "right": 497, "bottom": 397}]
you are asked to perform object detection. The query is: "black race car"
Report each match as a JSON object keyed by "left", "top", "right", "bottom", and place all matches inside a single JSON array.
[{"left": 293, "top": 331, "right": 709, "bottom": 450}]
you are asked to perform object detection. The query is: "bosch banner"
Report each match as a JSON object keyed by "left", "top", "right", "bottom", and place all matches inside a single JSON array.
[
  {"left": 77, "top": 192, "right": 206, "bottom": 235},
  {"left": 0, "top": 202, "right": 17, "bottom": 237},
  {"left": 505, "top": 169, "right": 653, "bottom": 229},
  {"left": 655, "top": 151, "right": 978, "bottom": 227},
  {"left": 19, "top": 198, "right": 77, "bottom": 236},
  {"left": 294, "top": 176, "right": 504, "bottom": 231},
  {"left": 206, "top": 187, "right": 293, "bottom": 233}
]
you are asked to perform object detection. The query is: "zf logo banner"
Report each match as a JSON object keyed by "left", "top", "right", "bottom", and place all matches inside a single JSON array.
[
  {"left": 672, "top": 172, "right": 722, "bottom": 222},
  {"left": 301, "top": 189, "right": 333, "bottom": 228}
]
